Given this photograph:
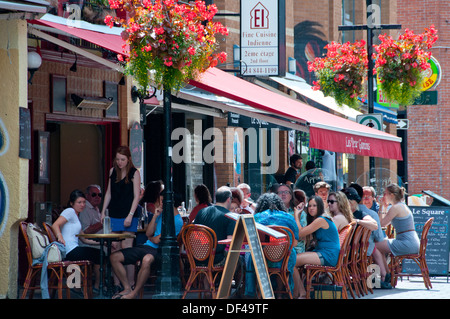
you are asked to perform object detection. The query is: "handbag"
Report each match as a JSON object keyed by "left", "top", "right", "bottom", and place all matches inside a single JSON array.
[
  {"left": 26, "top": 223, "right": 50, "bottom": 259},
  {"left": 311, "top": 284, "right": 343, "bottom": 299},
  {"left": 47, "top": 243, "right": 62, "bottom": 263}
]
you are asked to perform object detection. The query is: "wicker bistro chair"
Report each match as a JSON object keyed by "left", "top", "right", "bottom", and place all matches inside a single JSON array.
[
  {"left": 389, "top": 217, "right": 434, "bottom": 290},
  {"left": 20, "top": 222, "right": 67, "bottom": 299},
  {"left": 385, "top": 224, "right": 396, "bottom": 239},
  {"left": 358, "top": 227, "right": 373, "bottom": 295},
  {"left": 303, "top": 221, "right": 356, "bottom": 299},
  {"left": 338, "top": 224, "right": 355, "bottom": 297},
  {"left": 178, "top": 224, "right": 190, "bottom": 287},
  {"left": 262, "top": 226, "right": 294, "bottom": 299},
  {"left": 347, "top": 225, "right": 365, "bottom": 298},
  {"left": 42, "top": 222, "right": 93, "bottom": 299},
  {"left": 181, "top": 224, "right": 225, "bottom": 299}
]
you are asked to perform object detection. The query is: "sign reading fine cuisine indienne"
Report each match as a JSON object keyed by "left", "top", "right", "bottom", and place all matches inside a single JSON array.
[{"left": 241, "top": 0, "right": 280, "bottom": 76}]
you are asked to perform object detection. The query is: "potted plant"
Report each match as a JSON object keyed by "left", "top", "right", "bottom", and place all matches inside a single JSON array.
[
  {"left": 373, "top": 25, "right": 438, "bottom": 106},
  {"left": 307, "top": 40, "right": 368, "bottom": 109},
  {"left": 104, "top": 0, "right": 228, "bottom": 93}
]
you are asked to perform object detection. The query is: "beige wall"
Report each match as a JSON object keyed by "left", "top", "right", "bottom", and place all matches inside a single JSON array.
[
  {"left": 0, "top": 19, "right": 140, "bottom": 298},
  {"left": 0, "top": 19, "right": 29, "bottom": 298}
]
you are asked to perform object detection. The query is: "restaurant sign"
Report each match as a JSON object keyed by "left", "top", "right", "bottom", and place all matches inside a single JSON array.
[
  {"left": 240, "top": 0, "right": 282, "bottom": 76},
  {"left": 376, "top": 56, "right": 441, "bottom": 108},
  {"left": 421, "top": 56, "right": 441, "bottom": 91}
]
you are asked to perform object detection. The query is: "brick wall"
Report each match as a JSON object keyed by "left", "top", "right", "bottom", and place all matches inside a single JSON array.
[
  {"left": 397, "top": 0, "right": 450, "bottom": 199},
  {"left": 29, "top": 52, "right": 121, "bottom": 127},
  {"left": 28, "top": 52, "right": 121, "bottom": 204},
  {"left": 213, "top": 116, "right": 234, "bottom": 188}
]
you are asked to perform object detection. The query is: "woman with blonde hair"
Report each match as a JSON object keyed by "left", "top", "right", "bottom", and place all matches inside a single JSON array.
[
  {"left": 328, "top": 191, "right": 354, "bottom": 232},
  {"left": 375, "top": 183, "right": 420, "bottom": 285}
]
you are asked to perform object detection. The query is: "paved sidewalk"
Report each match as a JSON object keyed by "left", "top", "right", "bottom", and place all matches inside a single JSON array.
[
  {"left": 359, "top": 276, "right": 450, "bottom": 299},
  {"left": 16, "top": 275, "right": 450, "bottom": 299}
]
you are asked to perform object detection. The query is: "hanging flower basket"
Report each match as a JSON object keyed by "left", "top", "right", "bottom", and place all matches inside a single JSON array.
[
  {"left": 374, "top": 25, "right": 438, "bottom": 106},
  {"left": 307, "top": 40, "right": 368, "bottom": 109},
  {"left": 105, "top": 0, "right": 228, "bottom": 93}
]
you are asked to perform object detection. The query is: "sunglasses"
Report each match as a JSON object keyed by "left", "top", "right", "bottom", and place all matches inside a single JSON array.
[
  {"left": 91, "top": 193, "right": 102, "bottom": 198},
  {"left": 327, "top": 200, "right": 337, "bottom": 204}
]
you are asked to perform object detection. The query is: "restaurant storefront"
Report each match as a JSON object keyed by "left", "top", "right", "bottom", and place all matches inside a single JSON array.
[
  {"left": 9, "top": 15, "right": 140, "bottom": 293},
  {"left": 0, "top": 4, "right": 403, "bottom": 297}
]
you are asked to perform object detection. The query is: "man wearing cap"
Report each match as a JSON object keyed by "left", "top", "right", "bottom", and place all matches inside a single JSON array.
[
  {"left": 341, "top": 187, "right": 378, "bottom": 231},
  {"left": 348, "top": 183, "right": 384, "bottom": 245},
  {"left": 348, "top": 183, "right": 390, "bottom": 288}
]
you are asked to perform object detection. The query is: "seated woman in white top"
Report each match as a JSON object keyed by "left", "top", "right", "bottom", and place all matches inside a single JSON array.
[{"left": 52, "top": 189, "right": 102, "bottom": 291}]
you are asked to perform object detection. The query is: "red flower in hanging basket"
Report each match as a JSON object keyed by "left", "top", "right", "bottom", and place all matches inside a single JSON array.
[
  {"left": 373, "top": 25, "right": 438, "bottom": 106},
  {"left": 308, "top": 40, "right": 368, "bottom": 109},
  {"left": 105, "top": 0, "right": 228, "bottom": 93}
]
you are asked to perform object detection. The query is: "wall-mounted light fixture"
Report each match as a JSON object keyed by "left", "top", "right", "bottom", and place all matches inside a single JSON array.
[
  {"left": 131, "top": 85, "right": 156, "bottom": 103},
  {"left": 288, "top": 57, "right": 296, "bottom": 75},
  {"left": 28, "top": 51, "right": 42, "bottom": 84},
  {"left": 71, "top": 93, "right": 113, "bottom": 110},
  {"left": 70, "top": 53, "right": 77, "bottom": 72}
]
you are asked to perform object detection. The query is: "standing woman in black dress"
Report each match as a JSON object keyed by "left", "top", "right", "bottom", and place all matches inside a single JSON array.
[{"left": 101, "top": 146, "right": 141, "bottom": 285}]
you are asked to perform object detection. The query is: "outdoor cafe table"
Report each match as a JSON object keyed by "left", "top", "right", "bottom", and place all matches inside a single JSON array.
[{"left": 77, "top": 233, "right": 135, "bottom": 299}]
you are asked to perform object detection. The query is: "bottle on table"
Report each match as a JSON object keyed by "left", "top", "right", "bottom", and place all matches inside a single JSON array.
[
  {"left": 180, "top": 201, "right": 187, "bottom": 216},
  {"left": 103, "top": 209, "right": 111, "bottom": 234},
  {"left": 187, "top": 199, "right": 193, "bottom": 214}
]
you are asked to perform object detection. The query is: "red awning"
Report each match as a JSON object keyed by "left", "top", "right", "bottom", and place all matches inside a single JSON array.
[
  {"left": 30, "top": 16, "right": 402, "bottom": 160},
  {"left": 29, "top": 18, "right": 128, "bottom": 55},
  {"left": 190, "top": 67, "right": 403, "bottom": 160}
]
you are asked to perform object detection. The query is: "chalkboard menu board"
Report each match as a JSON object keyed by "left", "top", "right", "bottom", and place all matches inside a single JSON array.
[
  {"left": 243, "top": 216, "right": 274, "bottom": 299},
  {"left": 217, "top": 214, "right": 278, "bottom": 299},
  {"left": 402, "top": 206, "right": 449, "bottom": 276},
  {"left": 19, "top": 107, "right": 31, "bottom": 159}
]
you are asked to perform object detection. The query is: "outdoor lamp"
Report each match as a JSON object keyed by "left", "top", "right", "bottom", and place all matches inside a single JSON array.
[
  {"left": 70, "top": 53, "right": 77, "bottom": 72},
  {"left": 28, "top": 51, "right": 42, "bottom": 85},
  {"left": 288, "top": 57, "right": 296, "bottom": 75}
]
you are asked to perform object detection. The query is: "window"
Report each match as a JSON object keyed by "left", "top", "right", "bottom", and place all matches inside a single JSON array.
[{"left": 342, "top": 0, "right": 355, "bottom": 42}]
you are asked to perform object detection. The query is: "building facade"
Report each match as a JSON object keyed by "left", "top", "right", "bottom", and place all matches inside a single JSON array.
[
  {"left": 397, "top": 0, "right": 450, "bottom": 200},
  {"left": 0, "top": 0, "right": 408, "bottom": 298}
]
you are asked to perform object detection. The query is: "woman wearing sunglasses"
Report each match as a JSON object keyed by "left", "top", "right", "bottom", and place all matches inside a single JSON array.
[
  {"left": 327, "top": 191, "right": 354, "bottom": 233},
  {"left": 294, "top": 195, "right": 340, "bottom": 298}
]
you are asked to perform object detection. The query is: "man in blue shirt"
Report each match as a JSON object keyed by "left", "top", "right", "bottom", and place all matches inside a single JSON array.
[{"left": 110, "top": 192, "right": 184, "bottom": 299}]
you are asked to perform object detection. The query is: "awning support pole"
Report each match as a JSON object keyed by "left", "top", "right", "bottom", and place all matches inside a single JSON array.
[{"left": 153, "top": 86, "right": 182, "bottom": 299}]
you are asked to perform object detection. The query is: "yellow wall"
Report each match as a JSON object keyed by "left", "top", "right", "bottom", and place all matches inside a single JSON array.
[{"left": 0, "top": 19, "right": 29, "bottom": 298}]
